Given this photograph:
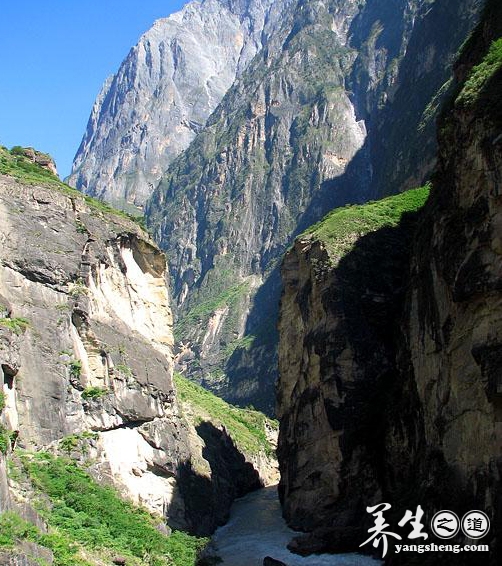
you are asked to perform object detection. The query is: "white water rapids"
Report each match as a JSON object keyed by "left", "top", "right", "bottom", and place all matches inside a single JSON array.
[{"left": 203, "top": 486, "right": 382, "bottom": 566}]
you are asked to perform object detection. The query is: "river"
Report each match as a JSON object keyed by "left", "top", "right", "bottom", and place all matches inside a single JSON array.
[{"left": 203, "top": 486, "right": 382, "bottom": 566}]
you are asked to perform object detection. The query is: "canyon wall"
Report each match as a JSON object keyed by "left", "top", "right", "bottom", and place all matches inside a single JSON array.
[
  {"left": 0, "top": 153, "right": 275, "bottom": 544},
  {"left": 145, "top": 0, "right": 482, "bottom": 412},
  {"left": 277, "top": 2, "right": 502, "bottom": 562}
]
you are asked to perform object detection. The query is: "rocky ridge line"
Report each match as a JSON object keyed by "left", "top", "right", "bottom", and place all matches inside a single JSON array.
[{"left": 67, "top": 0, "right": 289, "bottom": 210}]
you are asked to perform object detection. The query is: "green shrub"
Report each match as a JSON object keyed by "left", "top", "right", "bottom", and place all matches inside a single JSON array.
[
  {"left": 59, "top": 432, "right": 98, "bottom": 455},
  {"left": 9, "top": 146, "right": 25, "bottom": 156},
  {"left": 0, "top": 511, "right": 39, "bottom": 548},
  {"left": 0, "top": 391, "right": 5, "bottom": 413},
  {"left": 115, "top": 363, "right": 133, "bottom": 377},
  {"left": 0, "top": 509, "right": 91, "bottom": 566},
  {"left": 68, "top": 279, "right": 88, "bottom": 298},
  {"left": 81, "top": 386, "right": 108, "bottom": 400},
  {"left": 59, "top": 435, "right": 81, "bottom": 455},
  {"left": 75, "top": 220, "right": 87, "bottom": 234},
  {"left": 0, "top": 425, "right": 11, "bottom": 454},
  {"left": 69, "top": 361, "right": 82, "bottom": 380},
  {"left": 0, "top": 316, "right": 30, "bottom": 335},
  {"left": 20, "top": 452, "right": 207, "bottom": 565}
]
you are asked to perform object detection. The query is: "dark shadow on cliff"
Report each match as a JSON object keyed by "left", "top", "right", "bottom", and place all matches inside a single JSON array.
[
  {"left": 222, "top": 0, "right": 469, "bottom": 414},
  {"left": 225, "top": 263, "right": 281, "bottom": 416},
  {"left": 226, "top": 141, "right": 373, "bottom": 416},
  {"left": 285, "top": 207, "right": 499, "bottom": 565},
  {"left": 170, "top": 420, "right": 262, "bottom": 537},
  {"left": 224, "top": 0, "right": 482, "bottom": 413}
]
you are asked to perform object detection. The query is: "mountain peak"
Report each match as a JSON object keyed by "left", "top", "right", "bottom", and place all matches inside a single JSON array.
[{"left": 67, "top": 0, "right": 287, "bottom": 211}]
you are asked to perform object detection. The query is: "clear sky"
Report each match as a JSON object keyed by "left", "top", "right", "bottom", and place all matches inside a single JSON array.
[{"left": 0, "top": 1, "right": 188, "bottom": 179}]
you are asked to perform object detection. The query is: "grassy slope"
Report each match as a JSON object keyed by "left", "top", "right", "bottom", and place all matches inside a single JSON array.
[
  {"left": 304, "top": 185, "right": 431, "bottom": 260},
  {"left": 174, "top": 372, "right": 277, "bottom": 457},
  {"left": 1, "top": 453, "right": 207, "bottom": 566},
  {"left": 456, "top": 37, "right": 502, "bottom": 106},
  {"left": 0, "top": 146, "right": 145, "bottom": 228}
]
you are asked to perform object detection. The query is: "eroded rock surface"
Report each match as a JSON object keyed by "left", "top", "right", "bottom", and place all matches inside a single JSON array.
[
  {"left": 68, "top": 0, "right": 288, "bottom": 209},
  {"left": 145, "top": 0, "right": 482, "bottom": 412},
  {"left": 277, "top": 3, "right": 502, "bottom": 563},
  {"left": 0, "top": 172, "right": 274, "bottom": 535}
]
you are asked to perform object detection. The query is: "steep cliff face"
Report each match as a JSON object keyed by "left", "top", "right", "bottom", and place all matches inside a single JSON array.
[
  {"left": 277, "top": 2, "right": 501, "bottom": 562},
  {"left": 0, "top": 149, "right": 276, "bottom": 544},
  {"left": 400, "top": 4, "right": 502, "bottom": 558},
  {"left": 148, "top": 0, "right": 366, "bottom": 411},
  {"left": 68, "top": 0, "right": 288, "bottom": 209},
  {"left": 0, "top": 159, "right": 187, "bottom": 520},
  {"left": 277, "top": 188, "right": 429, "bottom": 536},
  {"left": 349, "top": 0, "right": 484, "bottom": 197},
  {"left": 146, "top": 0, "right": 482, "bottom": 412}
]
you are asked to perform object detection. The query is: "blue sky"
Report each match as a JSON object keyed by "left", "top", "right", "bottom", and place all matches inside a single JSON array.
[{"left": 0, "top": 1, "right": 188, "bottom": 179}]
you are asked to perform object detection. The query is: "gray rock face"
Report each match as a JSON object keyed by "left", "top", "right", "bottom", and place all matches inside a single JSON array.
[
  {"left": 0, "top": 542, "right": 54, "bottom": 566},
  {"left": 0, "top": 168, "right": 275, "bottom": 536},
  {"left": 68, "top": 0, "right": 288, "bottom": 209},
  {"left": 351, "top": 0, "right": 484, "bottom": 197},
  {"left": 277, "top": 193, "right": 426, "bottom": 534},
  {"left": 146, "top": 0, "right": 482, "bottom": 412},
  {"left": 68, "top": 0, "right": 482, "bottom": 415}
]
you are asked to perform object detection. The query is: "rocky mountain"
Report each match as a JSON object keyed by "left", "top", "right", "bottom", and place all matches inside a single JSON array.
[
  {"left": 146, "top": 0, "right": 483, "bottom": 413},
  {"left": 0, "top": 148, "right": 277, "bottom": 564},
  {"left": 277, "top": 1, "right": 502, "bottom": 562},
  {"left": 67, "top": 0, "right": 289, "bottom": 210}
]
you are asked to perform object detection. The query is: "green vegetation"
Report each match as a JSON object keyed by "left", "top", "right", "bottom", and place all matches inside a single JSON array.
[
  {"left": 175, "top": 282, "right": 249, "bottom": 341},
  {"left": 224, "top": 333, "right": 256, "bottom": 358},
  {"left": 174, "top": 372, "right": 277, "bottom": 456},
  {"left": 0, "top": 316, "right": 30, "bottom": 335},
  {"left": 304, "top": 185, "right": 431, "bottom": 260},
  {"left": 0, "top": 391, "right": 5, "bottom": 413},
  {"left": 81, "top": 386, "right": 108, "bottom": 400},
  {"left": 418, "top": 78, "right": 453, "bottom": 132},
  {"left": 0, "top": 425, "right": 10, "bottom": 454},
  {"left": 59, "top": 432, "right": 98, "bottom": 455},
  {"left": 0, "top": 146, "right": 146, "bottom": 229},
  {"left": 2, "top": 452, "right": 208, "bottom": 566},
  {"left": 9, "top": 145, "right": 27, "bottom": 157},
  {"left": 0, "top": 146, "right": 56, "bottom": 187},
  {"left": 457, "top": 38, "right": 502, "bottom": 106},
  {"left": 68, "top": 279, "right": 88, "bottom": 298},
  {"left": 69, "top": 360, "right": 82, "bottom": 380},
  {"left": 0, "top": 512, "right": 39, "bottom": 547},
  {"left": 116, "top": 363, "right": 133, "bottom": 377},
  {"left": 75, "top": 220, "right": 87, "bottom": 234},
  {"left": 0, "top": 424, "right": 16, "bottom": 455}
]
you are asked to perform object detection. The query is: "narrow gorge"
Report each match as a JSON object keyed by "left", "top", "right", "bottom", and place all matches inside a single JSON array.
[{"left": 0, "top": 0, "right": 501, "bottom": 565}]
